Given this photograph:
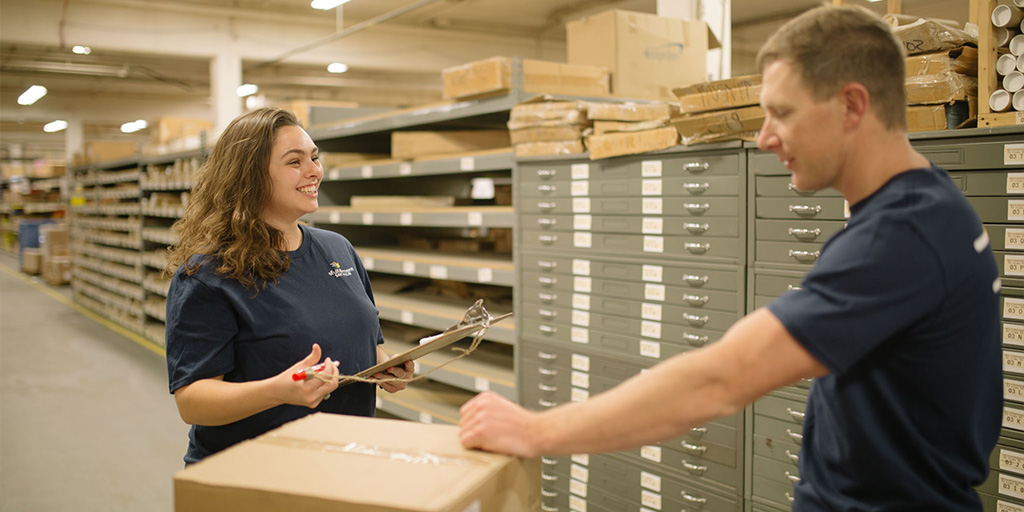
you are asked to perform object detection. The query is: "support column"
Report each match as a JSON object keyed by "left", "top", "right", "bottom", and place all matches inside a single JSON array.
[
  {"left": 64, "top": 117, "right": 84, "bottom": 164},
  {"left": 210, "top": 52, "right": 242, "bottom": 136}
]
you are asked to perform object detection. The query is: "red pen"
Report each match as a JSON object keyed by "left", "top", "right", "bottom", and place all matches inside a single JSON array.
[{"left": 292, "top": 362, "right": 328, "bottom": 381}]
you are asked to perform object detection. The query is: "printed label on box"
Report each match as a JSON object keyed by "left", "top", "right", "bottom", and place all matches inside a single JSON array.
[
  {"left": 1010, "top": 200, "right": 1024, "bottom": 221},
  {"left": 1004, "top": 350, "right": 1024, "bottom": 374},
  {"left": 569, "top": 479, "right": 588, "bottom": 498},
  {"left": 641, "top": 490, "right": 662, "bottom": 509},
  {"left": 1001, "top": 449, "right": 1024, "bottom": 476},
  {"left": 363, "top": 257, "right": 375, "bottom": 270},
  {"left": 362, "top": 212, "right": 374, "bottom": 225},
  {"left": 574, "top": 232, "right": 592, "bottom": 248},
  {"left": 571, "top": 464, "right": 589, "bottom": 483},
  {"left": 329, "top": 169, "right": 341, "bottom": 180},
  {"left": 644, "top": 236, "right": 665, "bottom": 253},
  {"left": 1009, "top": 173, "right": 1024, "bottom": 194},
  {"left": 400, "top": 212, "right": 413, "bottom": 225},
  {"left": 1009, "top": 255, "right": 1024, "bottom": 277},
  {"left": 361, "top": 165, "right": 373, "bottom": 178},
  {"left": 1004, "top": 406, "right": 1024, "bottom": 431},
  {"left": 1001, "top": 473, "right": 1024, "bottom": 499},
  {"left": 641, "top": 320, "right": 662, "bottom": 339},
  {"left": 474, "top": 377, "right": 489, "bottom": 392},
  {"left": 1006, "top": 298, "right": 1024, "bottom": 320},
  {"left": 399, "top": 162, "right": 412, "bottom": 175},
  {"left": 403, "top": 261, "right": 416, "bottom": 274},
  {"left": 429, "top": 265, "right": 447, "bottom": 279},
  {"left": 571, "top": 388, "right": 589, "bottom": 402},
  {"left": 640, "top": 471, "right": 662, "bottom": 492},
  {"left": 477, "top": 268, "right": 493, "bottom": 283},
  {"left": 571, "top": 310, "right": 590, "bottom": 327},
  {"left": 330, "top": 211, "right": 341, "bottom": 223},
  {"left": 642, "top": 179, "right": 663, "bottom": 196},
  {"left": 1008, "top": 229, "right": 1024, "bottom": 250},
  {"left": 641, "top": 445, "right": 662, "bottom": 463},
  {"left": 569, "top": 494, "right": 587, "bottom": 512},
  {"left": 571, "top": 371, "right": 590, "bottom": 389},
  {"left": 640, "top": 340, "right": 661, "bottom": 359},
  {"left": 645, "top": 283, "right": 666, "bottom": 302},
  {"left": 571, "top": 453, "right": 590, "bottom": 466},
  {"left": 460, "top": 157, "right": 475, "bottom": 171},
  {"left": 468, "top": 212, "right": 483, "bottom": 226},
  {"left": 998, "top": 500, "right": 1024, "bottom": 512}
]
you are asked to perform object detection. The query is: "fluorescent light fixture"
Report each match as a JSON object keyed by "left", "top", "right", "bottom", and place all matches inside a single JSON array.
[
  {"left": 17, "top": 85, "right": 47, "bottom": 105},
  {"left": 236, "top": 83, "right": 259, "bottom": 97},
  {"left": 311, "top": 0, "right": 352, "bottom": 10},
  {"left": 121, "top": 119, "right": 148, "bottom": 133},
  {"left": 43, "top": 120, "right": 68, "bottom": 133},
  {"left": 327, "top": 62, "right": 349, "bottom": 73},
  {"left": 72, "top": 45, "right": 92, "bottom": 55}
]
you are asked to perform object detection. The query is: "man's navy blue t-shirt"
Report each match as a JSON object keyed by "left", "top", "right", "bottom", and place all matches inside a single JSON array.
[
  {"left": 768, "top": 165, "right": 1001, "bottom": 510},
  {"left": 166, "top": 224, "right": 383, "bottom": 464}
]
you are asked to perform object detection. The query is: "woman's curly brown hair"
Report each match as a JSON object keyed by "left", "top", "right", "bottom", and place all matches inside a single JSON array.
[{"left": 164, "top": 107, "right": 301, "bottom": 291}]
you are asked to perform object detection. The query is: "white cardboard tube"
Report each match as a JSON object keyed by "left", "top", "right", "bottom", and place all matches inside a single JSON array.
[
  {"left": 1006, "top": 71, "right": 1024, "bottom": 93},
  {"left": 994, "top": 5, "right": 1024, "bottom": 28},
  {"left": 1014, "top": 90, "right": 1024, "bottom": 111},
  {"left": 1000, "top": 53, "right": 1020, "bottom": 75},
  {"left": 1013, "top": 34, "right": 1024, "bottom": 56},
  {"left": 991, "top": 89, "right": 1012, "bottom": 112}
]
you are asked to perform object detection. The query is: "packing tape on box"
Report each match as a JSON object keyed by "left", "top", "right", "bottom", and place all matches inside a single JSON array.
[{"left": 260, "top": 433, "right": 490, "bottom": 467}]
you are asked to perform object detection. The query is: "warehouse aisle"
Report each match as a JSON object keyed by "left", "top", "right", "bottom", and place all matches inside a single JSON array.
[{"left": 0, "top": 257, "right": 187, "bottom": 512}]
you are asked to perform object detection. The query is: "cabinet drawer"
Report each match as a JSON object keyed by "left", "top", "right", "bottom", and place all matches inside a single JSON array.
[
  {"left": 519, "top": 253, "right": 744, "bottom": 292},
  {"left": 749, "top": 150, "right": 789, "bottom": 176},
  {"left": 522, "top": 274, "right": 742, "bottom": 314},
  {"left": 522, "top": 306, "right": 740, "bottom": 337},
  {"left": 521, "top": 230, "right": 743, "bottom": 262},
  {"left": 521, "top": 213, "right": 741, "bottom": 238},
  {"left": 753, "top": 272, "right": 806, "bottom": 298},
  {"left": 754, "top": 394, "right": 808, "bottom": 425},
  {"left": 950, "top": 171, "right": 1024, "bottom": 196},
  {"left": 756, "top": 197, "right": 849, "bottom": 220},
  {"left": 601, "top": 152, "right": 742, "bottom": 177},
  {"left": 519, "top": 322, "right": 724, "bottom": 360},
  {"left": 519, "top": 196, "right": 741, "bottom": 217},
  {"left": 586, "top": 453, "right": 743, "bottom": 509},
  {"left": 518, "top": 161, "right": 596, "bottom": 182},
  {"left": 752, "top": 457, "right": 798, "bottom": 508},
  {"left": 755, "top": 240, "right": 826, "bottom": 266},
  {"left": 755, "top": 175, "right": 843, "bottom": 197},
  {"left": 753, "top": 432, "right": 802, "bottom": 468},
  {"left": 519, "top": 175, "right": 741, "bottom": 198},
  {"left": 754, "top": 219, "right": 846, "bottom": 243},
  {"left": 989, "top": 226, "right": 1024, "bottom": 252},
  {"left": 972, "top": 197, "right": 1024, "bottom": 224}
]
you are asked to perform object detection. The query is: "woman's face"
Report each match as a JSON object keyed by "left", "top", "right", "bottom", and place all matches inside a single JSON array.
[{"left": 262, "top": 124, "right": 323, "bottom": 229}]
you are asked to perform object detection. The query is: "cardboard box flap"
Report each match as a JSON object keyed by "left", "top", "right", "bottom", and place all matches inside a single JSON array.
[{"left": 893, "top": 18, "right": 976, "bottom": 55}]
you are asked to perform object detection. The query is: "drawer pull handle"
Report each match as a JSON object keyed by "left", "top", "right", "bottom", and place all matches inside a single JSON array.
[
  {"left": 538, "top": 292, "right": 557, "bottom": 303},
  {"left": 796, "top": 378, "right": 813, "bottom": 388},
  {"left": 539, "top": 235, "right": 558, "bottom": 245},
  {"left": 786, "top": 428, "right": 803, "bottom": 443},
  {"left": 538, "top": 383, "right": 558, "bottom": 392},
  {"left": 538, "top": 184, "right": 556, "bottom": 194},
  {"left": 685, "top": 242, "right": 711, "bottom": 254},
  {"left": 683, "top": 182, "right": 710, "bottom": 194},
  {"left": 541, "top": 457, "right": 558, "bottom": 465},
  {"left": 684, "top": 223, "right": 710, "bottom": 234},
  {"left": 786, "top": 408, "right": 806, "bottom": 422},
  {"left": 537, "top": 169, "right": 557, "bottom": 179},
  {"left": 541, "top": 472, "right": 558, "bottom": 482},
  {"left": 538, "top": 398, "right": 559, "bottom": 407},
  {"left": 681, "top": 492, "right": 708, "bottom": 505},
  {"left": 537, "top": 351, "right": 557, "bottom": 360},
  {"left": 788, "top": 183, "right": 816, "bottom": 195},
  {"left": 537, "top": 201, "right": 557, "bottom": 211},
  {"left": 683, "top": 333, "right": 709, "bottom": 346},
  {"left": 683, "top": 274, "right": 709, "bottom": 286},
  {"left": 689, "top": 426, "right": 708, "bottom": 436},
  {"left": 786, "top": 492, "right": 795, "bottom": 503},
  {"left": 789, "top": 204, "right": 822, "bottom": 217},
  {"left": 680, "top": 441, "right": 707, "bottom": 454},
  {"left": 538, "top": 276, "right": 557, "bottom": 286},
  {"left": 785, "top": 471, "right": 801, "bottom": 484},
  {"left": 539, "top": 325, "right": 558, "bottom": 335},
  {"left": 684, "top": 203, "right": 710, "bottom": 215},
  {"left": 538, "top": 218, "right": 557, "bottom": 227},
  {"left": 538, "top": 367, "right": 558, "bottom": 376},
  {"left": 541, "top": 505, "right": 558, "bottom": 512},
  {"left": 682, "top": 461, "right": 708, "bottom": 474},
  {"left": 537, "top": 260, "right": 557, "bottom": 270},
  {"left": 788, "top": 227, "right": 821, "bottom": 240},
  {"left": 683, "top": 294, "right": 709, "bottom": 307},
  {"left": 788, "top": 249, "right": 820, "bottom": 262},
  {"left": 787, "top": 284, "right": 802, "bottom": 291},
  {"left": 785, "top": 449, "right": 800, "bottom": 464},
  {"left": 538, "top": 308, "right": 557, "bottom": 319},
  {"left": 683, "top": 314, "right": 709, "bottom": 327},
  {"left": 683, "top": 162, "right": 710, "bottom": 173},
  {"left": 541, "top": 489, "right": 558, "bottom": 498}
]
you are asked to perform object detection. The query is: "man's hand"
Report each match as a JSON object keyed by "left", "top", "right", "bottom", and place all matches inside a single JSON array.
[{"left": 459, "top": 391, "right": 544, "bottom": 458}]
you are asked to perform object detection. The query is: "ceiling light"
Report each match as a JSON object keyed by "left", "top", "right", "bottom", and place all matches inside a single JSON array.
[
  {"left": 327, "top": 62, "right": 349, "bottom": 73},
  {"left": 43, "top": 120, "right": 68, "bottom": 133},
  {"left": 236, "top": 83, "right": 259, "bottom": 97},
  {"left": 121, "top": 119, "right": 148, "bottom": 133},
  {"left": 311, "top": 0, "right": 352, "bottom": 10},
  {"left": 17, "top": 85, "right": 47, "bottom": 105},
  {"left": 72, "top": 45, "right": 92, "bottom": 55}
]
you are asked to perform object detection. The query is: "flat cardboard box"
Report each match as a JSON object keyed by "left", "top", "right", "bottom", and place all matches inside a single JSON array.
[
  {"left": 42, "top": 256, "right": 71, "bottom": 285},
  {"left": 906, "top": 102, "right": 970, "bottom": 132},
  {"left": 905, "top": 46, "right": 977, "bottom": 77},
  {"left": 391, "top": 131, "right": 511, "bottom": 160},
  {"left": 567, "top": 9, "right": 719, "bottom": 101},
  {"left": 586, "top": 126, "right": 679, "bottom": 160},
  {"left": 174, "top": 413, "right": 540, "bottom": 512},
  {"left": 514, "top": 140, "right": 585, "bottom": 157},
  {"left": 21, "top": 248, "right": 41, "bottom": 275},
  {"left": 276, "top": 100, "right": 360, "bottom": 129},
  {"left": 893, "top": 18, "right": 976, "bottom": 56},
  {"left": 905, "top": 72, "right": 977, "bottom": 105},
  {"left": 442, "top": 56, "right": 610, "bottom": 99},
  {"left": 150, "top": 117, "right": 213, "bottom": 145},
  {"left": 84, "top": 141, "right": 138, "bottom": 164},
  {"left": 673, "top": 75, "right": 763, "bottom": 114},
  {"left": 593, "top": 119, "right": 668, "bottom": 135},
  {"left": 509, "top": 125, "right": 585, "bottom": 144},
  {"left": 585, "top": 101, "right": 676, "bottom": 122},
  {"left": 671, "top": 105, "right": 766, "bottom": 146}
]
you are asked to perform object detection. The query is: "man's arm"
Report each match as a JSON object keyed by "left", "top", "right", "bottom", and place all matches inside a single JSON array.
[{"left": 459, "top": 307, "right": 827, "bottom": 457}]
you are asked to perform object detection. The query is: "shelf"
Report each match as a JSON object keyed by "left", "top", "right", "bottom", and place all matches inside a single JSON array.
[
  {"left": 380, "top": 337, "right": 514, "bottom": 400},
  {"left": 323, "top": 149, "right": 513, "bottom": 181},
  {"left": 141, "top": 181, "right": 193, "bottom": 191},
  {"left": 73, "top": 267, "right": 145, "bottom": 300},
  {"left": 74, "top": 255, "right": 144, "bottom": 284},
  {"left": 144, "top": 297, "right": 167, "bottom": 322},
  {"left": 143, "top": 250, "right": 168, "bottom": 270},
  {"left": 142, "top": 227, "right": 179, "bottom": 246},
  {"left": 74, "top": 217, "right": 140, "bottom": 233},
  {"left": 31, "top": 178, "right": 64, "bottom": 191},
  {"left": 374, "top": 291, "right": 515, "bottom": 345},
  {"left": 72, "top": 204, "right": 141, "bottom": 216},
  {"left": 359, "top": 247, "right": 513, "bottom": 286},
  {"left": 71, "top": 156, "right": 141, "bottom": 173},
  {"left": 72, "top": 290, "right": 146, "bottom": 334},
  {"left": 77, "top": 229, "right": 143, "bottom": 250},
  {"left": 76, "top": 169, "right": 141, "bottom": 186},
  {"left": 82, "top": 187, "right": 140, "bottom": 201},
  {"left": 144, "top": 322, "right": 166, "bottom": 348},
  {"left": 308, "top": 206, "right": 513, "bottom": 228},
  {"left": 373, "top": 380, "right": 473, "bottom": 425},
  {"left": 140, "top": 148, "right": 203, "bottom": 166},
  {"left": 143, "top": 273, "right": 171, "bottom": 296},
  {"left": 71, "top": 278, "right": 144, "bottom": 316},
  {"left": 22, "top": 202, "right": 65, "bottom": 214},
  {"left": 141, "top": 205, "right": 185, "bottom": 218},
  {"left": 74, "top": 242, "right": 142, "bottom": 267}
]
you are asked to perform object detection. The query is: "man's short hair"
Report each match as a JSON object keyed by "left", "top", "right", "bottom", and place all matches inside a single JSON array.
[{"left": 756, "top": 5, "right": 908, "bottom": 131}]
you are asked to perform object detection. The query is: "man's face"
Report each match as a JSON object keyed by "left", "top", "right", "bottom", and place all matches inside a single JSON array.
[{"left": 757, "top": 60, "right": 846, "bottom": 193}]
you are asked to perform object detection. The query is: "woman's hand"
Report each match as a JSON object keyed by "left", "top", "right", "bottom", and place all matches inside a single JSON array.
[
  {"left": 279, "top": 343, "right": 339, "bottom": 408},
  {"left": 374, "top": 345, "right": 414, "bottom": 393}
]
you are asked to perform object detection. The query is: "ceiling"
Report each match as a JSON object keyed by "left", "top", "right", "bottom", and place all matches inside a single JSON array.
[{"left": 0, "top": 0, "right": 972, "bottom": 161}]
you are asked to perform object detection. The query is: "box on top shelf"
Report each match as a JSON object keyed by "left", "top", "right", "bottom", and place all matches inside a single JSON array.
[
  {"left": 673, "top": 75, "right": 762, "bottom": 115},
  {"left": 671, "top": 105, "right": 765, "bottom": 146},
  {"left": 149, "top": 117, "right": 213, "bottom": 145},
  {"left": 441, "top": 56, "right": 610, "bottom": 100},
  {"left": 567, "top": 9, "right": 720, "bottom": 101},
  {"left": 905, "top": 46, "right": 977, "bottom": 77},
  {"left": 390, "top": 130, "right": 511, "bottom": 160},
  {"left": 82, "top": 141, "right": 138, "bottom": 165},
  {"left": 892, "top": 18, "right": 976, "bottom": 56},
  {"left": 508, "top": 97, "right": 589, "bottom": 157},
  {"left": 586, "top": 125, "right": 679, "bottom": 160},
  {"left": 174, "top": 413, "right": 541, "bottom": 512},
  {"left": 31, "top": 159, "right": 66, "bottom": 178},
  {"left": 905, "top": 72, "right": 978, "bottom": 105},
  {"left": 585, "top": 101, "right": 678, "bottom": 122},
  {"left": 907, "top": 103, "right": 971, "bottom": 132},
  {"left": 275, "top": 100, "right": 359, "bottom": 129}
]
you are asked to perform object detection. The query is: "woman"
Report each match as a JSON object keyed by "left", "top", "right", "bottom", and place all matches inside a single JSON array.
[{"left": 164, "top": 107, "right": 413, "bottom": 465}]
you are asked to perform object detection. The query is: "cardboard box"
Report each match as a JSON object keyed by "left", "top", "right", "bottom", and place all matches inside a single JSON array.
[
  {"left": 593, "top": 119, "right": 668, "bottom": 135},
  {"left": 673, "top": 75, "right": 763, "bottom": 114},
  {"left": 586, "top": 126, "right": 678, "bottom": 160},
  {"left": 21, "top": 248, "right": 41, "bottom": 275},
  {"left": 150, "top": 117, "right": 213, "bottom": 145},
  {"left": 907, "top": 102, "right": 970, "bottom": 132},
  {"left": 84, "top": 141, "right": 138, "bottom": 164},
  {"left": 585, "top": 101, "right": 676, "bottom": 121},
  {"left": 277, "top": 100, "right": 360, "bottom": 129},
  {"left": 671, "top": 105, "right": 766, "bottom": 146},
  {"left": 893, "top": 18, "right": 976, "bottom": 56},
  {"left": 509, "top": 125, "right": 585, "bottom": 144},
  {"left": 31, "top": 159, "right": 66, "bottom": 178},
  {"left": 905, "top": 72, "right": 977, "bottom": 105},
  {"left": 514, "top": 140, "right": 585, "bottom": 157},
  {"left": 40, "top": 223, "right": 70, "bottom": 257},
  {"left": 905, "top": 46, "right": 977, "bottom": 77},
  {"left": 391, "top": 131, "right": 511, "bottom": 160},
  {"left": 174, "top": 413, "right": 540, "bottom": 512},
  {"left": 42, "top": 256, "right": 71, "bottom": 285},
  {"left": 567, "top": 9, "right": 719, "bottom": 101},
  {"left": 442, "top": 56, "right": 610, "bottom": 99}
]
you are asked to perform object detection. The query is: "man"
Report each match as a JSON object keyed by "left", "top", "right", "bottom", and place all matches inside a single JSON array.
[{"left": 458, "top": 6, "right": 1001, "bottom": 510}]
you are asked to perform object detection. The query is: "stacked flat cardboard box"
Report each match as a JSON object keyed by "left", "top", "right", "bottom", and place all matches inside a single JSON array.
[
  {"left": 508, "top": 98, "right": 589, "bottom": 157},
  {"left": 442, "top": 56, "right": 610, "bottom": 100},
  {"left": 671, "top": 75, "right": 765, "bottom": 146},
  {"left": 893, "top": 18, "right": 978, "bottom": 131},
  {"left": 584, "top": 102, "right": 679, "bottom": 159},
  {"left": 143, "top": 117, "right": 212, "bottom": 156},
  {"left": 39, "top": 223, "right": 71, "bottom": 285}
]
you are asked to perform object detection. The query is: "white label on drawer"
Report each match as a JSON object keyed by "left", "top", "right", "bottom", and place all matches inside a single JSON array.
[
  {"left": 400, "top": 212, "right": 413, "bottom": 225},
  {"left": 571, "top": 180, "right": 589, "bottom": 196},
  {"left": 571, "top": 453, "right": 590, "bottom": 466},
  {"left": 574, "top": 276, "right": 592, "bottom": 293},
  {"left": 571, "top": 327, "right": 589, "bottom": 344},
  {"left": 641, "top": 320, "right": 662, "bottom": 339},
  {"left": 844, "top": 200, "right": 851, "bottom": 219},
  {"left": 571, "top": 163, "right": 590, "bottom": 180},
  {"left": 429, "top": 265, "right": 447, "bottom": 280},
  {"left": 573, "top": 214, "right": 592, "bottom": 231},
  {"left": 1006, "top": 323, "right": 1024, "bottom": 347},
  {"left": 1002, "top": 449, "right": 1024, "bottom": 476},
  {"left": 468, "top": 212, "right": 483, "bottom": 226},
  {"left": 1009, "top": 255, "right": 1024, "bottom": 276},
  {"left": 641, "top": 490, "right": 662, "bottom": 509},
  {"left": 998, "top": 500, "right": 1024, "bottom": 512},
  {"left": 330, "top": 211, "right": 341, "bottom": 223},
  {"left": 1005, "top": 350, "right": 1024, "bottom": 374},
  {"left": 1009, "top": 173, "right": 1024, "bottom": 194},
  {"left": 643, "top": 198, "right": 663, "bottom": 215},
  {"left": 571, "top": 464, "right": 589, "bottom": 483},
  {"left": 569, "top": 352, "right": 593, "bottom": 372},
  {"left": 645, "top": 283, "right": 666, "bottom": 302},
  {"left": 573, "top": 232, "right": 592, "bottom": 248},
  {"left": 644, "top": 236, "right": 665, "bottom": 253},
  {"left": 1008, "top": 229, "right": 1024, "bottom": 250},
  {"left": 642, "top": 217, "right": 663, "bottom": 235},
  {"left": 362, "top": 212, "right": 374, "bottom": 225},
  {"left": 419, "top": 412, "right": 432, "bottom": 424},
  {"left": 569, "top": 479, "right": 588, "bottom": 498},
  {"left": 572, "top": 293, "right": 591, "bottom": 310},
  {"left": 474, "top": 377, "right": 489, "bottom": 391},
  {"left": 642, "top": 179, "right": 663, "bottom": 196},
  {"left": 571, "top": 387, "right": 590, "bottom": 402},
  {"left": 1010, "top": 200, "right": 1024, "bottom": 221},
  {"left": 1006, "top": 143, "right": 1024, "bottom": 166},
  {"left": 641, "top": 445, "right": 662, "bottom": 463},
  {"left": 399, "top": 162, "right": 412, "bottom": 175},
  {"left": 571, "top": 310, "right": 590, "bottom": 327},
  {"left": 642, "top": 160, "right": 663, "bottom": 177},
  {"left": 329, "top": 169, "right": 341, "bottom": 180},
  {"left": 460, "top": 156, "right": 475, "bottom": 171},
  {"left": 642, "top": 264, "right": 663, "bottom": 282},
  {"left": 360, "top": 165, "right": 373, "bottom": 178},
  {"left": 640, "top": 340, "right": 661, "bottom": 359},
  {"left": 477, "top": 268, "right": 493, "bottom": 283},
  {"left": 1007, "top": 298, "right": 1024, "bottom": 320},
  {"left": 571, "top": 370, "right": 590, "bottom": 389},
  {"left": 572, "top": 259, "right": 591, "bottom": 276},
  {"left": 572, "top": 197, "right": 591, "bottom": 213},
  {"left": 1007, "top": 379, "right": 1024, "bottom": 403},
  {"left": 363, "top": 257, "right": 375, "bottom": 270},
  {"left": 1004, "top": 406, "right": 1024, "bottom": 431},
  {"left": 640, "top": 471, "right": 662, "bottom": 492},
  {"left": 569, "top": 495, "right": 587, "bottom": 512},
  {"left": 1000, "top": 473, "right": 1024, "bottom": 499},
  {"left": 403, "top": 261, "right": 416, "bottom": 274},
  {"left": 401, "top": 310, "right": 414, "bottom": 324},
  {"left": 642, "top": 302, "right": 663, "bottom": 321}
]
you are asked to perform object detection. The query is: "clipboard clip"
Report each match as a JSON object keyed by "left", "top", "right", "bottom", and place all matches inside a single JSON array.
[{"left": 422, "top": 299, "right": 513, "bottom": 344}]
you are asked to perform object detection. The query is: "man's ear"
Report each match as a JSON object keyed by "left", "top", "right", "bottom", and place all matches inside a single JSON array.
[{"left": 839, "top": 82, "right": 870, "bottom": 129}]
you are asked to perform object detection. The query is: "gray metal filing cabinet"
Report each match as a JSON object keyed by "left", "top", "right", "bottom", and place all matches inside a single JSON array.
[
  {"left": 515, "top": 143, "right": 749, "bottom": 511},
  {"left": 745, "top": 128, "right": 1024, "bottom": 512}
]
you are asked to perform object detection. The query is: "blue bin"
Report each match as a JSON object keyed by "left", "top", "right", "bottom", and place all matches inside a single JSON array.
[{"left": 18, "top": 219, "right": 56, "bottom": 268}]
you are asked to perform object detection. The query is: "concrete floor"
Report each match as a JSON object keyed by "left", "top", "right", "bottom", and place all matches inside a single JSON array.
[{"left": 0, "top": 253, "right": 188, "bottom": 512}]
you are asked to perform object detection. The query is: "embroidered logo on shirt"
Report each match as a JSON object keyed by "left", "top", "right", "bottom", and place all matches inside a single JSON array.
[{"left": 328, "top": 261, "right": 354, "bottom": 278}]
